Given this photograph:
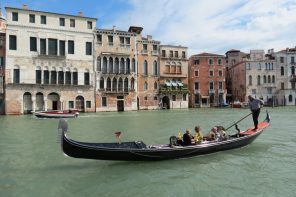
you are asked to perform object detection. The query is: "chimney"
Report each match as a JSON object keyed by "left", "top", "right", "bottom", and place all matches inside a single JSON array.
[
  {"left": 78, "top": 11, "right": 83, "bottom": 17},
  {"left": 22, "top": 4, "right": 28, "bottom": 10},
  {"left": 113, "top": 25, "right": 116, "bottom": 32}
]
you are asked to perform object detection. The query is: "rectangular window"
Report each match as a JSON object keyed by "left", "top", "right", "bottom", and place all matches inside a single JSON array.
[
  {"left": 9, "top": 35, "right": 17, "bottom": 50},
  {"left": 68, "top": 40, "right": 74, "bottom": 54},
  {"left": 174, "top": 51, "right": 178, "bottom": 58},
  {"left": 153, "top": 45, "right": 157, "bottom": 51},
  {"left": 65, "top": 71, "right": 71, "bottom": 84},
  {"left": 70, "top": 19, "right": 75, "bottom": 27},
  {"left": 48, "top": 39, "right": 58, "bottom": 55},
  {"left": 194, "top": 70, "right": 199, "bottom": 77},
  {"left": 87, "top": 21, "right": 92, "bottom": 29},
  {"left": 218, "top": 70, "right": 223, "bottom": 77},
  {"left": 30, "top": 37, "right": 37, "bottom": 52},
  {"left": 0, "top": 56, "right": 4, "bottom": 66},
  {"left": 281, "top": 82, "right": 284, "bottom": 90},
  {"left": 69, "top": 101, "right": 74, "bottom": 109},
  {"left": 59, "top": 18, "right": 65, "bottom": 26},
  {"left": 252, "top": 89, "right": 256, "bottom": 94},
  {"left": 13, "top": 69, "right": 20, "bottom": 83},
  {"left": 162, "top": 50, "right": 166, "bottom": 57},
  {"left": 36, "top": 70, "right": 42, "bottom": 84},
  {"left": 182, "top": 51, "right": 186, "bottom": 58},
  {"left": 267, "top": 87, "right": 272, "bottom": 94},
  {"left": 86, "top": 42, "right": 92, "bottom": 55},
  {"left": 12, "top": 12, "right": 18, "bottom": 21},
  {"left": 291, "top": 56, "right": 295, "bottom": 64},
  {"left": 108, "top": 36, "right": 113, "bottom": 46},
  {"left": 143, "top": 44, "right": 147, "bottom": 50},
  {"left": 59, "top": 40, "right": 65, "bottom": 56},
  {"left": 29, "top": 14, "right": 35, "bottom": 23},
  {"left": 50, "top": 71, "right": 57, "bottom": 84},
  {"left": 194, "top": 82, "right": 199, "bottom": 90},
  {"left": 208, "top": 58, "right": 213, "bottom": 65},
  {"left": 44, "top": 70, "right": 49, "bottom": 84},
  {"left": 84, "top": 72, "right": 90, "bottom": 85},
  {"left": 40, "top": 39, "right": 46, "bottom": 55},
  {"left": 58, "top": 71, "right": 64, "bottom": 84},
  {"left": 125, "top": 37, "right": 130, "bottom": 45},
  {"left": 280, "top": 57, "right": 284, "bottom": 63},
  {"left": 209, "top": 70, "right": 214, "bottom": 77},
  {"left": 183, "top": 94, "right": 187, "bottom": 101},
  {"left": 86, "top": 101, "right": 91, "bottom": 108},
  {"left": 102, "top": 97, "right": 107, "bottom": 107},
  {"left": 172, "top": 95, "right": 176, "bottom": 101},
  {"left": 170, "top": 50, "right": 173, "bottom": 57},
  {"left": 40, "top": 15, "right": 46, "bottom": 24},
  {"left": 119, "top": 37, "right": 124, "bottom": 45},
  {"left": 97, "top": 34, "right": 102, "bottom": 43},
  {"left": 218, "top": 81, "right": 223, "bottom": 89},
  {"left": 209, "top": 82, "right": 214, "bottom": 90},
  {"left": 194, "top": 59, "right": 199, "bottom": 65}
]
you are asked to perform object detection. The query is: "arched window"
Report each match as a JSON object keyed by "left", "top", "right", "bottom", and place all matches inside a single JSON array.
[
  {"left": 99, "top": 77, "right": 104, "bottom": 90},
  {"left": 144, "top": 81, "right": 148, "bottom": 90},
  {"left": 272, "top": 75, "right": 275, "bottom": 83},
  {"left": 109, "top": 57, "right": 113, "bottom": 74},
  {"left": 265, "top": 63, "right": 268, "bottom": 70},
  {"left": 154, "top": 81, "right": 158, "bottom": 90},
  {"left": 115, "top": 58, "right": 119, "bottom": 74},
  {"left": 153, "top": 60, "right": 158, "bottom": 75},
  {"left": 97, "top": 57, "right": 101, "bottom": 72},
  {"left": 268, "top": 75, "right": 271, "bottom": 83},
  {"left": 248, "top": 75, "right": 252, "bottom": 85},
  {"left": 102, "top": 57, "right": 107, "bottom": 74},
  {"left": 257, "top": 75, "right": 261, "bottom": 85},
  {"left": 258, "top": 63, "right": 261, "bottom": 70},
  {"left": 126, "top": 58, "right": 130, "bottom": 74},
  {"left": 132, "top": 58, "right": 136, "bottom": 73},
  {"left": 36, "top": 66, "right": 42, "bottom": 84},
  {"left": 107, "top": 77, "right": 111, "bottom": 91},
  {"left": 13, "top": 65, "right": 20, "bottom": 84},
  {"left": 271, "top": 63, "right": 274, "bottom": 70},
  {"left": 143, "top": 60, "right": 148, "bottom": 75},
  {"left": 124, "top": 78, "right": 128, "bottom": 92},
  {"left": 131, "top": 78, "right": 135, "bottom": 90},
  {"left": 118, "top": 77, "right": 123, "bottom": 91},
  {"left": 292, "top": 66, "right": 295, "bottom": 75},
  {"left": 281, "top": 67, "right": 284, "bottom": 76},
  {"left": 263, "top": 75, "right": 267, "bottom": 83},
  {"left": 112, "top": 78, "right": 117, "bottom": 91},
  {"left": 84, "top": 69, "right": 90, "bottom": 85},
  {"left": 120, "top": 58, "right": 124, "bottom": 74}
]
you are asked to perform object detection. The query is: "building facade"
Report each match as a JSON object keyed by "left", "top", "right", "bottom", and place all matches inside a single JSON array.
[
  {"left": 274, "top": 47, "right": 296, "bottom": 105},
  {"left": 137, "top": 35, "right": 160, "bottom": 110},
  {"left": 95, "top": 26, "right": 140, "bottom": 112},
  {"left": 5, "top": 6, "right": 96, "bottom": 114},
  {"left": 189, "top": 53, "right": 226, "bottom": 107},
  {"left": 0, "top": 8, "right": 6, "bottom": 114},
  {"left": 159, "top": 45, "right": 188, "bottom": 109}
]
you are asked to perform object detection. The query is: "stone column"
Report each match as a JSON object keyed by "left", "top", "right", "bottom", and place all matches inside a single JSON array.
[
  {"left": 32, "top": 96, "right": 36, "bottom": 112},
  {"left": 44, "top": 97, "right": 48, "bottom": 111}
]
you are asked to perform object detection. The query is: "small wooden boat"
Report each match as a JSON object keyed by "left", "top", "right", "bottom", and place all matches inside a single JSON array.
[
  {"left": 58, "top": 112, "right": 270, "bottom": 161},
  {"left": 35, "top": 109, "right": 79, "bottom": 118}
]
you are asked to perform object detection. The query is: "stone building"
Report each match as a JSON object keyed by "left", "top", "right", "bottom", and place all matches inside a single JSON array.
[
  {"left": 0, "top": 8, "right": 6, "bottom": 114},
  {"left": 189, "top": 53, "right": 226, "bottom": 107},
  {"left": 274, "top": 47, "right": 296, "bottom": 105},
  {"left": 159, "top": 45, "right": 188, "bottom": 109},
  {"left": 137, "top": 35, "right": 160, "bottom": 110},
  {"left": 245, "top": 50, "right": 276, "bottom": 105},
  {"left": 95, "top": 26, "right": 140, "bottom": 112},
  {"left": 5, "top": 6, "right": 96, "bottom": 114}
]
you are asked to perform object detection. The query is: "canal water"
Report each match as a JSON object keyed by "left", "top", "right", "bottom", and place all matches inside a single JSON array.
[{"left": 0, "top": 107, "right": 295, "bottom": 197}]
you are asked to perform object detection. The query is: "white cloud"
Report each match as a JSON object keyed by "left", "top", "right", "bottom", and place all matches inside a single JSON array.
[{"left": 104, "top": 0, "right": 296, "bottom": 56}]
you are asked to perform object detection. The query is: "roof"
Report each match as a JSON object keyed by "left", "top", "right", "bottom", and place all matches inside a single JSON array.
[
  {"left": 226, "top": 49, "right": 240, "bottom": 54},
  {"left": 160, "top": 44, "right": 188, "bottom": 49},
  {"left": 5, "top": 6, "right": 97, "bottom": 21},
  {"left": 192, "top": 52, "right": 224, "bottom": 57}
]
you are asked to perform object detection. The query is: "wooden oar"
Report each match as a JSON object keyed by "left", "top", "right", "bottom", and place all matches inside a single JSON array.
[{"left": 224, "top": 112, "right": 252, "bottom": 131}]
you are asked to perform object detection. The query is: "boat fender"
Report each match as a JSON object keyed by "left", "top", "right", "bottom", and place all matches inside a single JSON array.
[{"left": 169, "top": 136, "right": 178, "bottom": 147}]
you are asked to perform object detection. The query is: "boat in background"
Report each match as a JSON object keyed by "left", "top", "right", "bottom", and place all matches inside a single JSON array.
[
  {"left": 58, "top": 112, "right": 270, "bottom": 161},
  {"left": 35, "top": 109, "right": 79, "bottom": 118}
]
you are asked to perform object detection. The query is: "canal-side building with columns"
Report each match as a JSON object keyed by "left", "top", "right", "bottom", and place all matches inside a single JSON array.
[
  {"left": 137, "top": 35, "right": 160, "bottom": 110},
  {"left": 95, "top": 26, "right": 140, "bottom": 112},
  {"left": 159, "top": 45, "right": 189, "bottom": 109},
  {"left": 5, "top": 6, "right": 96, "bottom": 114}
]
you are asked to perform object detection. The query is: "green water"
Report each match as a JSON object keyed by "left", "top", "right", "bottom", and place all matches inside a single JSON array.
[{"left": 0, "top": 107, "right": 295, "bottom": 197}]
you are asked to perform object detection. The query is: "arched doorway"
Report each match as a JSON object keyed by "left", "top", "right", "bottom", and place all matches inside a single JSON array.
[
  {"left": 36, "top": 92, "right": 44, "bottom": 111},
  {"left": 162, "top": 96, "right": 170, "bottom": 109},
  {"left": 48, "top": 92, "right": 60, "bottom": 110},
  {"left": 23, "top": 92, "right": 32, "bottom": 114},
  {"left": 76, "top": 96, "right": 85, "bottom": 112}
]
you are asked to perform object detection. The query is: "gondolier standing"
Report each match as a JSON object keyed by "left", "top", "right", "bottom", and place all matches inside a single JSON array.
[{"left": 248, "top": 95, "right": 264, "bottom": 130}]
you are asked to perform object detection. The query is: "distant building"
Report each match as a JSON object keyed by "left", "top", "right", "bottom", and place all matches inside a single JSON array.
[
  {"left": 0, "top": 8, "right": 6, "bottom": 114},
  {"left": 158, "top": 45, "right": 188, "bottom": 109},
  {"left": 274, "top": 47, "right": 296, "bottom": 105},
  {"left": 94, "top": 26, "right": 140, "bottom": 112},
  {"left": 189, "top": 53, "right": 226, "bottom": 107},
  {"left": 5, "top": 5, "right": 96, "bottom": 114},
  {"left": 137, "top": 35, "right": 160, "bottom": 110}
]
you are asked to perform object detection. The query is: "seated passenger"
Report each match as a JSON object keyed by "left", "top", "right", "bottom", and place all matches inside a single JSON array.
[
  {"left": 193, "top": 126, "right": 203, "bottom": 143},
  {"left": 177, "top": 131, "right": 183, "bottom": 145},
  {"left": 205, "top": 127, "right": 218, "bottom": 141},
  {"left": 217, "top": 126, "right": 227, "bottom": 141},
  {"left": 183, "top": 129, "right": 193, "bottom": 146}
]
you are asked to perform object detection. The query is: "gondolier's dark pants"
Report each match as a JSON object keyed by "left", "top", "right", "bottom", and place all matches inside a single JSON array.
[{"left": 252, "top": 109, "right": 260, "bottom": 129}]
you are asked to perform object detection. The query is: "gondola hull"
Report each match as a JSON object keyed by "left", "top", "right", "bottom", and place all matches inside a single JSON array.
[{"left": 59, "top": 114, "right": 270, "bottom": 161}]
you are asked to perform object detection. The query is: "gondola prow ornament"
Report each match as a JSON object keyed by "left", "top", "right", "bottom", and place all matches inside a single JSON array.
[{"left": 115, "top": 131, "right": 122, "bottom": 144}]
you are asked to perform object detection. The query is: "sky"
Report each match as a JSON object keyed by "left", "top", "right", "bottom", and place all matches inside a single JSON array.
[{"left": 1, "top": 0, "right": 296, "bottom": 55}]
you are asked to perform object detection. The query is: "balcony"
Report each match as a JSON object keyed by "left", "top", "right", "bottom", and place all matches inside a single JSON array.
[
  {"left": 141, "top": 50, "right": 148, "bottom": 55},
  {"left": 152, "top": 51, "right": 159, "bottom": 56},
  {"left": 159, "top": 84, "right": 188, "bottom": 95},
  {"left": 209, "top": 89, "right": 215, "bottom": 94},
  {"left": 194, "top": 89, "right": 200, "bottom": 94},
  {"left": 98, "top": 88, "right": 135, "bottom": 94},
  {"left": 218, "top": 89, "right": 224, "bottom": 94},
  {"left": 37, "top": 54, "right": 66, "bottom": 59}
]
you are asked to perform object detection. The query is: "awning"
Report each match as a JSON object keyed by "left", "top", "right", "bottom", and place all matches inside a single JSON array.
[
  {"left": 165, "top": 82, "right": 172, "bottom": 87},
  {"left": 177, "top": 82, "right": 183, "bottom": 87},
  {"left": 171, "top": 82, "right": 178, "bottom": 87}
]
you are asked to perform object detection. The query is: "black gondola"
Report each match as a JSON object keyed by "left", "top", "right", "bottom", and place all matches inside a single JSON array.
[{"left": 58, "top": 112, "right": 270, "bottom": 161}]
